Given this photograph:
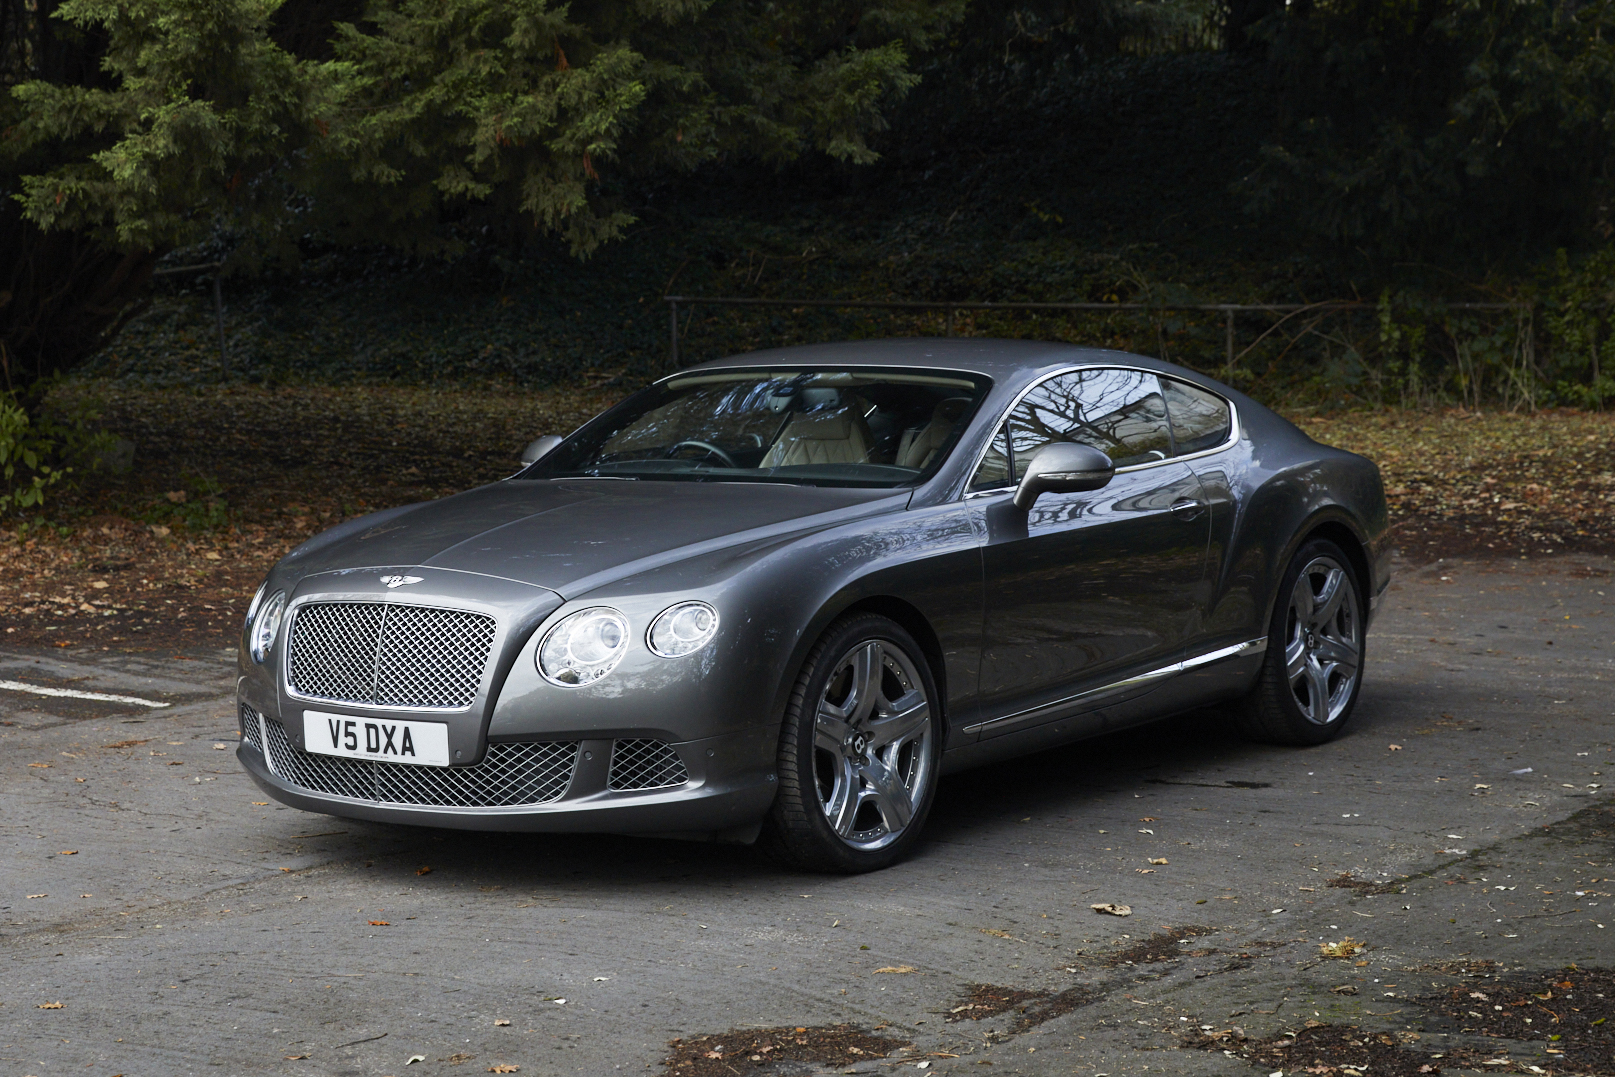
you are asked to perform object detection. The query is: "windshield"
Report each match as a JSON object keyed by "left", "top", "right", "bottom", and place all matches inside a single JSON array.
[{"left": 527, "top": 368, "right": 991, "bottom": 487}]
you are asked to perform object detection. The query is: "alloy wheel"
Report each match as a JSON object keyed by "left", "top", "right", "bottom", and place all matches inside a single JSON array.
[
  {"left": 1283, "top": 555, "right": 1362, "bottom": 724},
  {"left": 812, "top": 638, "right": 934, "bottom": 851}
]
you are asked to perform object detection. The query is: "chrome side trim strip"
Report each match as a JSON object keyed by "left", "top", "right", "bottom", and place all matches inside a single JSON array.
[
  {"left": 1180, "top": 636, "right": 1269, "bottom": 670},
  {"left": 962, "top": 636, "right": 1267, "bottom": 736}
]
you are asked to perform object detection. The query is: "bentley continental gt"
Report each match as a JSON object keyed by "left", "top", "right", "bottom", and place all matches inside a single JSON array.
[{"left": 236, "top": 339, "right": 1390, "bottom": 872}]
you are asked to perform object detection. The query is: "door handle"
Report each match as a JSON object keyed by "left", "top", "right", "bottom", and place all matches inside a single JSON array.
[{"left": 1170, "top": 498, "right": 1206, "bottom": 521}]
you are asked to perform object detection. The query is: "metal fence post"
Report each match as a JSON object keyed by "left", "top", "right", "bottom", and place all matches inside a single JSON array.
[
  {"left": 214, "top": 269, "right": 229, "bottom": 380},
  {"left": 1224, "top": 307, "right": 1235, "bottom": 377},
  {"left": 945, "top": 309, "right": 955, "bottom": 337},
  {"left": 668, "top": 298, "right": 680, "bottom": 372}
]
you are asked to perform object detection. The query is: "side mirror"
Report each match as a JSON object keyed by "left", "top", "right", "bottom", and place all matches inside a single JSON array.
[
  {"left": 520, "top": 435, "right": 564, "bottom": 466},
  {"left": 1012, "top": 442, "right": 1115, "bottom": 510}
]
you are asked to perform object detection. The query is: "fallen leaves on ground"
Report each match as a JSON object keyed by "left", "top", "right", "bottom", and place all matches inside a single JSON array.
[
  {"left": 873, "top": 966, "right": 917, "bottom": 974},
  {"left": 944, "top": 983, "right": 1101, "bottom": 1034},
  {"left": 1414, "top": 965, "right": 1615, "bottom": 1074},
  {"left": 1292, "top": 407, "right": 1615, "bottom": 562},
  {"left": 1, "top": 382, "right": 622, "bottom": 651},
  {"left": 1100, "top": 925, "right": 1217, "bottom": 968},
  {"left": 1090, "top": 902, "right": 1132, "bottom": 916},
  {"left": 5, "top": 396, "right": 1611, "bottom": 648},
  {"left": 663, "top": 1024, "right": 908, "bottom": 1076},
  {"left": 37, "top": 1001, "right": 63, "bottom": 1009},
  {"left": 487, "top": 1066, "right": 519, "bottom": 1074},
  {"left": 1320, "top": 937, "right": 1368, "bottom": 958},
  {"left": 1185, "top": 1021, "right": 1448, "bottom": 1077},
  {"left": 1329, "top": 873, "right": 1407, "bottom": 896}
]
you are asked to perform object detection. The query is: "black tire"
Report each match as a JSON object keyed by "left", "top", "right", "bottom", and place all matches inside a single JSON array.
[
  {"left": 759, "top": 613, "right": 942, "bottom": 873},
  {"left": 1234, "top": 538, "right": 1366, "bottom": 746}
]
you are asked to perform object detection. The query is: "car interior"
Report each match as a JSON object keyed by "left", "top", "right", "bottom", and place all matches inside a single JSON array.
[{"left": 564, "top": 371, "right": 987, "bottom": 484}]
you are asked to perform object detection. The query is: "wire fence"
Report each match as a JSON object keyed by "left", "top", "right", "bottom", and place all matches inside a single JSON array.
[
  {"left": 663, "top": 296, "right": 1526, "bottom": 400},
  {"left": 153, "top": 260, "right": 228, "bottom": 377}
]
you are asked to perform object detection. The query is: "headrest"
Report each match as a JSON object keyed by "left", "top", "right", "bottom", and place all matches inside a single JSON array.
[
  {"left": 799, "top": 388, "right": 843, "bottom": 409},
  {"left": 933, "top": 396, "right": 971, "bottom": 423}
]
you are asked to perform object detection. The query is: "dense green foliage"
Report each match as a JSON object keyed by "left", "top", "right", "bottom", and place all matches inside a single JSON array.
[
  {"left": 6, "top": 0, "right": 964, "bottom": 264},
  {"left": 1249, "top": 0, "right": 1615, "bottom": 264},
  {"left": 6, "top": 0, "right": 1615, "bottom": 419}
]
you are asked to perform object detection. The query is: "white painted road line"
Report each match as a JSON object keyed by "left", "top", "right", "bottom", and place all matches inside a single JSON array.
[{"left": 0, "top": 680, "right": 171, "bottom": 708}]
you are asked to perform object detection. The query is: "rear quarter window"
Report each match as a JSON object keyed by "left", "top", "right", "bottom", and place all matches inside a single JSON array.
[{"left": 1163, "top": 379, "right": 1232, "bottom": 455}]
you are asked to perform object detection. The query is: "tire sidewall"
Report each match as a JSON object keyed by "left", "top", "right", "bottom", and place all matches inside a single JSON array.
[
  {"left": 773, "top": 613, "right": 943, "bottom": 873},
  {"left": 1265, "top": 539, "right": 1366, "bottom": 745}
]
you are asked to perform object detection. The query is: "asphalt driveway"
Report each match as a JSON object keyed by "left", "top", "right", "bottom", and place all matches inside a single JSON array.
[{"left": 2, "top": 552, "right": 1611, "bottom": 1077}]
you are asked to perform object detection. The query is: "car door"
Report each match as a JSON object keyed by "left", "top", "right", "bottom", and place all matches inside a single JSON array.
[{"left": 969, "top": 368, "right": 1211, "bottom": 741}]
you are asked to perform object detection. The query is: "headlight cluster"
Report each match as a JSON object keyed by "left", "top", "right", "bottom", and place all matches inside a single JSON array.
[
  {"left": 537, "top": 601, "right": 719, "bottom": 687},
  {"left": 249, "top": 590, "right": 286, "bottom": 664},
  {"left": 647, "top": 601, "right": 719, "bottom": 658}
]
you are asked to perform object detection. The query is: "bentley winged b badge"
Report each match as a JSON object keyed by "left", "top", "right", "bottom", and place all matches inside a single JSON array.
[{"left": 378, "top": 574, "right": 423, "bottom": 588}]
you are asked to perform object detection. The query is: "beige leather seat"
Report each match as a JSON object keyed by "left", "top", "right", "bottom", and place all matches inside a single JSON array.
[
  {"left": 760, "top": 400, "right": 874, "bottom": 467},
  {"left": 896, "top": 396, "right": 972, "bottom": 470}
]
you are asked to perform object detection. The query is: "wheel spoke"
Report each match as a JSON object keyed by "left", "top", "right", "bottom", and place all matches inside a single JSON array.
[
  {"left": 867, "top": 689, "right": 928, "bottom": 750},
  {"left": 1291, "top": 580, "right": 1315, "bottom": 624},
  {"left": 1304, "top": 658, "right": 1332, "bottom": 719},
  {"left": 815, "top": 720, "right": 850, "bottom": 756},
  {"left": 1310, "top": 568, "right": 1346, "bottom": 629},
  {"left": 858, "top": 757, "right": 914, "bottom": 832},
  {"left": 824, "top": 755, "right": 861, "bottom": 837},
  {"left": 1285, "top": 636, "right": 1308, "bottom": 682},
  {"left": 1314, "top": 635, "right": 1358, "bottom": 672},
  {"left": 844, "top": 642, "right": 883, "bottom": 727},
  {"left": 815, "top": 705, "right": 853, "bottom": 754}
]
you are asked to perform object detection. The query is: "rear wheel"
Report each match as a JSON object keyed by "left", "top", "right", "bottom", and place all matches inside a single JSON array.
[
  {"left": 760, "top": 613, "right": 940, "bottom": 873},
  {"left": 1235, "top": 539, "right": 1365, "bottom": 746}
]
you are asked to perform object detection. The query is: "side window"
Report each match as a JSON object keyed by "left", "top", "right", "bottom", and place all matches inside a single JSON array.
[
  {"left": 969, "top": 422, "right": 1012, "bottom": 490},
  {"left": 1006, "top": 368, "right": 1173, "bottom": 475},
  {"left": 1162, "top": 378, "right": 1232, "bottom": 455}
]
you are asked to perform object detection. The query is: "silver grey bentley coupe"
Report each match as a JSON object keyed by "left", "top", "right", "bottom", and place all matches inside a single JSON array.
[{"left": 236, "top": 338, "right": 1389, "bottom": 872}]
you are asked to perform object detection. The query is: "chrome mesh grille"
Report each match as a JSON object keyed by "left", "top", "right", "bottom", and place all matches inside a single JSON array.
[
  {"left": 288, "top": 601, "right": 495, "bottom": 709},
  {"left": 261, "top": 717, "right": 577, "bottom": 807},
  {"left": 607, "top": 738, "right": 690, "bottom": 791},
  {"left": 240, "top": 702, "right": 263, "bottom": 752}
]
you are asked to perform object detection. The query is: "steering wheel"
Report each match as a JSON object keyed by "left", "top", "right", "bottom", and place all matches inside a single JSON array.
[{"left": 664, "top": 440, "right": 739, "bottom": 468}]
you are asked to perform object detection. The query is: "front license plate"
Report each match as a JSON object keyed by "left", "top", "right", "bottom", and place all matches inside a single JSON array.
[{"left": 303, "top": 711, "right": 450, "bottom": 767}]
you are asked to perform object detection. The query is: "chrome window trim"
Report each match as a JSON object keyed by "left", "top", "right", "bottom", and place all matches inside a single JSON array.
[
  {"left": 959, "top": 364, "right": 1241, "bottom": 497},
  {"left": 279, "top": 596, "right": 493, "bottom": 714},
  {"left": 961, "top": 636, "right": 1266, "bottom": 736}
]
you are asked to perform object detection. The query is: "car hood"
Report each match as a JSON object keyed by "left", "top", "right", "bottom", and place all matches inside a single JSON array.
[{"left": 282, "top": 479, "right": 907, "bottom": 596}]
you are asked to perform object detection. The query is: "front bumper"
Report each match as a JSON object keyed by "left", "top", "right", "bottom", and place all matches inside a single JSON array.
[{"left": 237, "top": 715, "right": 778, "bottom": 841}]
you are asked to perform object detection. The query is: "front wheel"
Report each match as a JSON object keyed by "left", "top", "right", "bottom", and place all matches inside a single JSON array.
[
  {"left": 1234, "top": 539, "right": 1366, "bottom": 746},
  {"left": 760, "top": 614, "right": 941, "bottom": 873}
]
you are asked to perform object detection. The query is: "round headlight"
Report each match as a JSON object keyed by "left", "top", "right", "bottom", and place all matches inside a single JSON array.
[
  {"left": 538, "top": 607, "right": 630, "bottom": 687},
  {"left": 647, "top": 601, "right": 719, "bottom": 658},
  {"left": 249, "top": 591, "right": 286, "bottom": 664}
]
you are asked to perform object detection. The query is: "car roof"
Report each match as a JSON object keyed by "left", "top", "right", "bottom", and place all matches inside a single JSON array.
[{"left": 677, "top": 337, "right": 1204, "bottom": 395}]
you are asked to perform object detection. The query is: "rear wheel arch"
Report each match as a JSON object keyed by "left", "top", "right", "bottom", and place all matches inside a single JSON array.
[
  {"left": 1300, "top": 519, "right": 1372, "bottom": 603},
  {"left": 1258, "top": 510, "right": 1373, "bottom": 631}
]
